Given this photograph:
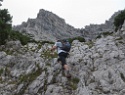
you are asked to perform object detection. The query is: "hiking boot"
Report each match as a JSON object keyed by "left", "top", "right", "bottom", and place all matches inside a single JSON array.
[
  {"left": 67, "top": 74, "right": 71, "bottom": 79},
  {"left": 64, "top": 70, "right": 71, "bottom": 79}
]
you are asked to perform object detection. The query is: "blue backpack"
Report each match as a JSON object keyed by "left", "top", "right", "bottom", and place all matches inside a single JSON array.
[{"left": 60, "top": 40, "right": 71, "bottom": 52}]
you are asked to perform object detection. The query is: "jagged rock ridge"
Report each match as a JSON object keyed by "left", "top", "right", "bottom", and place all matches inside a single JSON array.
[
  {"left": 82, "top": 11, "right": 121, "bottom": 40},
  {"left": 13, "top": 9, "right": 121, "bottom": 42},
  {"left": 13, "top": 9, "right": 82, "bottom": 41}
]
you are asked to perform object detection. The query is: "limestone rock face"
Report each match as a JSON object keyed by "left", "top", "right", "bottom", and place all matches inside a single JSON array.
[
  {"left": 82, "top": 11, "right": 121, "bottom": 40},
  {"left": 70, "top": 35, "right": 125, "bottom": 95},
  {"left": 13, "top": 9, "right": 121, "bottom": 42},
  {"left": 0, "top": 10, "right": 125, "bottom": 95},
  {"left": 1, "top": 24, "right": 125, "bottom": 94},
  {"left": 13, "top": 9, "right": 82, "bottom": 41}
]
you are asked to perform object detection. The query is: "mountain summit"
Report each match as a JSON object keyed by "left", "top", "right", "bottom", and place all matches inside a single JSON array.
[{"left": 13, "top": 9, "right": 82, "bottom": 41}]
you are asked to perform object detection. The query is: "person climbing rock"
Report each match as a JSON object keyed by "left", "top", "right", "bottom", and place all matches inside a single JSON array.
[{"left": 50, "top": 39, "right": 71, "bottom": 78}]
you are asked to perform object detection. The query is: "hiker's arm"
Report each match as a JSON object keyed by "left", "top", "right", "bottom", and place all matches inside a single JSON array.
[{"left": 50, "top": 46, "right": 57, "bottom": 51}]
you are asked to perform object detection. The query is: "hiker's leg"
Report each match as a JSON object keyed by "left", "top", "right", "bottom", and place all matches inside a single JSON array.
[
  {"left": 59, "top": 56, "right": 66, "bottom": 70},
  {"left": 64, "top": 64, "right": 69, "bottom": 71},
  {"left": 59, "top": 53, "right": 71, "bottom": 78},
  {"left": 61, "top": 56, "right": 70, "bottom": 71},
  {"left": 59, "top": 52, "right": 70, "bottom": 70},
  {"left": 59, "top": 53, "right": 66, "bottom": 69},
  {"left": 64, "top": 64, "right": 71, "bottom": 78}
]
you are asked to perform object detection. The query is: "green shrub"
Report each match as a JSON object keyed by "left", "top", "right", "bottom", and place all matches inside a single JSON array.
[
  {"left": 72, "top": 77, "right": 80, "bottom": 84},
  {"left": 102, "top": 31, "right": 113, "bottom": 36},
  {"left": 96, "top": 34, "right": 101, "bottom": 39},
  {"left": 41, "top": 41, "right": 54, "bottom": 45},
  {"left": 120, "top": 73, "right": 125, "bottom": 82},
  {"left": 70, "top": 77, "right": 80, "bottom": 90},
  {"left": 0, "top": 8, "right": 31, "bottom": 46},
  {"left": 0, "top": 9, "right": 12, "bottom": 45},
  {"left": 68, "top": 36, "right": 86, "bottom": 43},
  {"left": 0, "top": 69, "right": 3, "bottom": 75},
  {"left": 114, "top": 9, "right": 125, "bottom": 31},
  {"left": 96, "top": 32, "right": 113, "bottom": 39},
  {"left": 9, "top": 30, "right": 31, "bottom": 45}
]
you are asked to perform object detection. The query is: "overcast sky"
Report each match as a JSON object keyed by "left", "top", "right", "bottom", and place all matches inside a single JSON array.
[{"left": 1, "top": 0, "right": 125, "bottom": 28}]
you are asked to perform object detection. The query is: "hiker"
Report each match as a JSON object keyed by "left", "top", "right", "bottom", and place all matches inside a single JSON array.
[{"left": 50, "top": 39, "right": 71, "bottom": 78}]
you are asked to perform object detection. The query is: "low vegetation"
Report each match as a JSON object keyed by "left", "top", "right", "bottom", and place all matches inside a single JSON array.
[
  {"left": 70, "top": 77, "right": 80, "bottom": 90},
  {"left": 15, "top": 64, "right": 42, "bottom": 95},
  {"left": 96, "top": 31, "right": 113, "bottom": 39},
  {"left": 0, "top": 7, "right": 31, "bottom": 46},
  {"left": 68, "top": 36, "right": 86, "bottom": 43},
  {"left": 114, "top": 9, "right": 125, "bottom": 31},
  {"left": 41, "top": 49, "right": 58, "bottom": 59},
  {"left": 9, "top": 30, "right": 31, "bottom": 45}
]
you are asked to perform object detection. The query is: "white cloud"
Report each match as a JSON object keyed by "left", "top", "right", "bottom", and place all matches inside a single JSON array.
[{"left": 1, "top": 0, "right": 125, "bottom": 28}]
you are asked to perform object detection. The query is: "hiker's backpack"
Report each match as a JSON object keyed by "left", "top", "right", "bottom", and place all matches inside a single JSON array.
[{"left": 60, "top": 40, "right": 71, "bottom": 52}]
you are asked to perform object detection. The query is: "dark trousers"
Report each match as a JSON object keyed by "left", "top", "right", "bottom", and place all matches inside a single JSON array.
[{"left": 57, "top": 52, "right": 68, "bottom": 67}]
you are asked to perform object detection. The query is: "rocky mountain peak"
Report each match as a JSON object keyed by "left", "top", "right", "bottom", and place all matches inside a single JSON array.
[
  {"left": 37, "top": 9, "right": 50, "bottom": 18},
  {"left": 13, "top": 9, "right": 82, "bottom": 42},
  {"left": 37, "top": 9, "right": 65, "bottom": 23},
  {"left": 13, "top": 9, "right": 122, "bottom": 42}
]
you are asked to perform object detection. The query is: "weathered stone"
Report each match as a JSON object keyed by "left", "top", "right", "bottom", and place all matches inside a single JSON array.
[{"left": 1, "top": 9, "right": 125, "bottom": 95}]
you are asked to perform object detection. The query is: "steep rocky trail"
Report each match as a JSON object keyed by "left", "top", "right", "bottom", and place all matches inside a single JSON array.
[
  {"left": 0, "top": 34, "right": 124, "bottom": 95},
  {"left": 0, "top": 33, "right": 125, "bottom": 95},
  {"left": 67, "top": 31, "right": 125, "bottom": 95},
  {"left": 0, "top": 42, "right": 79, "bottom": 95},
  {"left": 0, "top": 21, "right": 125, "bottom": 95}
]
